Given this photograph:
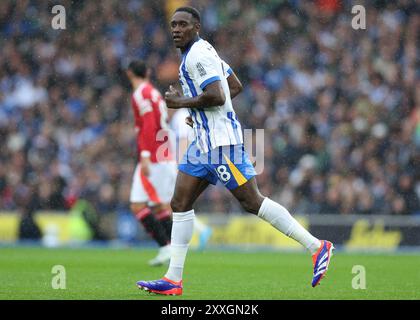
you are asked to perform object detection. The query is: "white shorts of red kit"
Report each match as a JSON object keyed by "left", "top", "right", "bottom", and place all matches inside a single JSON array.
[{"left": 130, "top": 161, "right": 177, "bottom": 205}]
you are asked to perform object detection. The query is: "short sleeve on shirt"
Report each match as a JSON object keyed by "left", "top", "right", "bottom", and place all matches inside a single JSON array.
[
  {"left": 186, "top": 50, "right": 221, "bottom": 90},
  {"left": 221, "top": 59, "right": 233, "bottom": 78}
]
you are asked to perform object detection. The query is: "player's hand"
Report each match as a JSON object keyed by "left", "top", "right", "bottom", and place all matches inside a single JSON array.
[
  {"left": 140, "top": 157, "right": 151, "bottom": 177},
  {"left": 185, "top": 116, "right": 194, "bottom": 128},
  {"left": 165, "top": 85, "right": 182, "bottom": 108}
]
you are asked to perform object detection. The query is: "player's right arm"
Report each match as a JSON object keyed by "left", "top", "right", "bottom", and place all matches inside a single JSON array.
[
  {"left": 165, "top": 49, "right": 226, "bottom": 109},
  {"left": 181, "top": 71, "right": 241, "bottom": 128},
  {"left": 165, "top": 81, "right": 225, "bottom": 109},
  {"left": 182, "top": 59, "right": 242, "bottom": 127}
]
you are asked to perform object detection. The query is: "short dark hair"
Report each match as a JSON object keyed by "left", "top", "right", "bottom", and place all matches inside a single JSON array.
[
  {"left": 127, "top": 60, "right": 147, "bottom": 78},
  {"left": 175, "top": 6, "right": 201, "bottom": 23}
]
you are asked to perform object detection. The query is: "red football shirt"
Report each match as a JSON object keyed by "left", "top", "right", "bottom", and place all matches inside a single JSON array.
[{"left": 131, "top": 82, "right": 172, "bottom": 163}]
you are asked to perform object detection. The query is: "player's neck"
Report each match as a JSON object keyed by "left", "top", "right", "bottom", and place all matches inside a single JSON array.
[
  {"left": 180, "top": 35, "right": 200, "bottom": 54},
  {"left": 132, "top": 78, "right": 147, "bottom": 90}
]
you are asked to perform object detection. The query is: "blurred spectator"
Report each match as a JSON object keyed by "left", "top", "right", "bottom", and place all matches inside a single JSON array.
[
  {"left": 17, "top": 184, "right": 42, "bottom": 241},
  {"left": 0, "top": 0, "right": 418, "bottom": 216}
]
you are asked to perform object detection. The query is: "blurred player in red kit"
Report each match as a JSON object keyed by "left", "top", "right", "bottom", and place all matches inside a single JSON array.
[{"left": 125, "top": 60, "right": 177, "bottom": 266}]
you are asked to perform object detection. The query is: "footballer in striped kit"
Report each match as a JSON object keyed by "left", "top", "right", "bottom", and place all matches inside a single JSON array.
[{"left": 137, "top": 6, "right": 334, "bottom": 296}]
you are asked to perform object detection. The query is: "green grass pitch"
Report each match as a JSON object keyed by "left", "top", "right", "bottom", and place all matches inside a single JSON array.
[{"left": 0, "top": 246, "right": 419, "bottom": 300}]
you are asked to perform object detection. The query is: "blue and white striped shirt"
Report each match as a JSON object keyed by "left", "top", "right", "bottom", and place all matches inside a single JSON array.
[{"left": 178, "top": 38, "right": 243, "bottom": 153}]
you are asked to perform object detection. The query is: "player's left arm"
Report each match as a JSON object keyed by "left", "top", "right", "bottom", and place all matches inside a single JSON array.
[
  {"left": 139, "top": 110, "right": 156, "bottom": 177},
  {"left": 138, "top": 90, "right": 159, "bottom": 176},
  {"left": 221, "top": 59, "right": 243, "bottom": 99},
  {"left": 226, "top": 71, "right": 243, "bottom": 99},
  {"left": 131, "top": 96, "right": 142, "bottom": 133}
]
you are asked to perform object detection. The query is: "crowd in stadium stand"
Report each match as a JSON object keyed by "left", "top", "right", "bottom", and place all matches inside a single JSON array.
[{"left": 0, "top": 0, "right": 419, "bottom": 216}]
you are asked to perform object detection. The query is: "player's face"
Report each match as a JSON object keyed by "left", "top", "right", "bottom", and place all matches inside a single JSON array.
[
  {"left": 125, "top": 70, "right": 134, "bottom": 83},
  {"left": 170, "top": 12, "right": 199, "bottom": 49}
]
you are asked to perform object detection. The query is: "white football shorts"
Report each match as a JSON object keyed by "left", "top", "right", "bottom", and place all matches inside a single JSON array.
[{"left": 130, "top": 161, "right": 177, "bottom": 205}]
